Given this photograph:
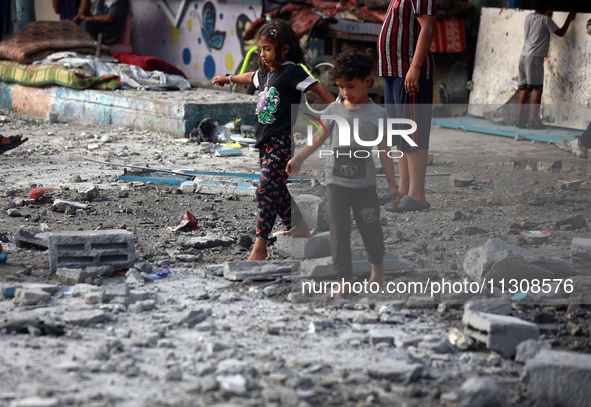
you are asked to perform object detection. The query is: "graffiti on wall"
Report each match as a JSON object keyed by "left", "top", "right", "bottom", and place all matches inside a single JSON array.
[
  {"left": 200, "top": 2, "right": 226, "bottom": 52},
  {"left": 137, "top": 0, "right": 260, "bottom": 83}
]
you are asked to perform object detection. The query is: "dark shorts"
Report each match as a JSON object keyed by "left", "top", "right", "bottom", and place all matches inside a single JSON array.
[
  {"left": 518, "top": 55, "right": 544, "bottom": 90},
  {"left": 384, "top": 77, "right": 433, "bottom": 152}
]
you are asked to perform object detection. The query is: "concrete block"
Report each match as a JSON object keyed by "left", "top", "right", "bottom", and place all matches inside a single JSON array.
[
  {"left": 48, "top": 230, "right": 135, "bottom": 272},
  {"left": 56, "top": 266, "right": 109, "bottom": 285},
  {"left": 78, "top": 185, "right": 100, "bottom": 201},
  {"left": 525, "top": 350, "right": 591, "bottom": 407},
  {"left": 13, "top": 289, "right": 51, "bottom": 306},
  {"left": 463, "top": 238, "right": 575, "bottom": 283},
  {"left": 14, "top": 225, "right": 50, "bottom": 249},
  {"left": 177, "top": 233, "right": 236, "bottom": 249},
  {"left": 275, "top": 234, "right": 331, "bottom": 259},
  {"left": 294, "top": 194, "right": 329, "bottom": 232},
  {"left": 223, "top": 260, "right": 299, "bottom": 281},
  {"left": 462, "top": 310, "right": 538, "bottom": 357}
]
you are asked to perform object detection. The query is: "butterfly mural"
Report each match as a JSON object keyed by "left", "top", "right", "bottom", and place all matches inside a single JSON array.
[{"left": 201, "top": 2, "right": 226, "bottom": 52}]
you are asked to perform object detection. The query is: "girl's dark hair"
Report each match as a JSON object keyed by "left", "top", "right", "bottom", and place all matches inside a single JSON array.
[
  {"left": 531, "top": 0, "right": 550, "bottom": 12},
  {"left": 331, "top": 48, "right": 373, "bottom": 81},
  {"left": 255, "top": 20, "right": 306, "bottom": 68}
]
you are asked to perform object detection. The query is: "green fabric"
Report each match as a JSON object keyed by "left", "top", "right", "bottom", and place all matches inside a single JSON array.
[{"left": 0, "top": 61, "right": 120, "bottom": 90}]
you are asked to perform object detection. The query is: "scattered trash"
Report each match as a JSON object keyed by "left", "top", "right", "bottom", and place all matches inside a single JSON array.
[
  {"left": 511, "top": 292, "right": 527, "bottom": 301},
  {"left": 88, "top": 143, "right": 100, "bottom": 150},
  {"left": 150, "top": 268, "right": 172, "bottom": 280},
  {"left": 29, "top": 187, "right": 55, "bottom": 200},
  {"left": 214, "top": 147, "right": 243, "bottom": 157},
  {"left": 170, "top": 211, "right": 199, "bottom": 233},
  {"left": 520, "top": 230, "right": 550, "bottom": 244},
  {"left": 189, "top": 118, "right": 217, "bottom": 143},
  {"left": 220, "top": 142, "right": 243, "bottom": 149},
  {"left": 230, "top": 134, "right": 256, "bottom": 145}
]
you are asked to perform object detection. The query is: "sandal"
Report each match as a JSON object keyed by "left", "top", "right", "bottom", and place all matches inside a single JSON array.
[
  {"left": 527, "top": 120, "right": 546, "bottom": 130},
  {"left": 385, "top": 195, "right": 430, "bottom": 213},
  {"left": 0, "top": 135, "right": 29, "bottom": 155}
]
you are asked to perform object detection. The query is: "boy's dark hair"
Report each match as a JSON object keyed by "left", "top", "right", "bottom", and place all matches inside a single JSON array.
[
  {"left": 255, "top": 20, "right": 305, "bottom": 68},
  {"left": 331, "top": 48, "right": 373, "bottom": 81},
  {"left": 531, "top": 0, "right": 551, "bottom": 12}
]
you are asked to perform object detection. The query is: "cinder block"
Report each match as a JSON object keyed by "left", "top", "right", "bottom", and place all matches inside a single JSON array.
[
  {"left": 294, "top": 194, "right": 329, "bottom": 232},
  {"left": 276, "top": 234, "right": 331, "bottom": 259},
  {"left": 48, "top": 230, "right": 135, "bottom": 272},
  {"left": 463, "top": 310, "right": 539, "bottom": 357}
]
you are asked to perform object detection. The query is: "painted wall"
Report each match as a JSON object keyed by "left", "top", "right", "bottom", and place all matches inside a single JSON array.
[
  {"left": 468, "top": 7, "right": 591, "bottom": 130},
  {"left": 131, "top": 0, "right": 261, "bottom": 86}
]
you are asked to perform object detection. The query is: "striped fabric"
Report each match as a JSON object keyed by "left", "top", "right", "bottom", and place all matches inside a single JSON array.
[
  {"left": 0, "top": 61, "right": 120, "bottom": 90},
  {"left": 377, "top": 0, "right": 436, "bottom": 79}
]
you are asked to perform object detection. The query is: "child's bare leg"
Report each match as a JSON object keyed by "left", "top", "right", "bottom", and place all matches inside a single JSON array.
[
  {"left": 289, "top": 216, "right": 310, "bottom": 237},
  {"left": 517, "top": 88, "right": 530, "bottom": 124},
  {"left": 247, "top": 238, "right": 268, "bottom": 261},
  {"left": 327, "top": 279, "right": 352, "bottom": 297},
  {"left": 530, "top": 87, "right": 543, "bottom": 122},
  {"left": 368, "top": 263, "right": 384, "bottom": 291}
]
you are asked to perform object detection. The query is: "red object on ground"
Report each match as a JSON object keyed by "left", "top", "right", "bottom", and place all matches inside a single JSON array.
[
  {"left": 112, "top": 52, "right": 187, "bottom": 78},
  {"left": 171, "top": 211, "right": 199, "bottom": 232},
  {"left": 29, "top": 187, "right": 55, "bottom": 200}
]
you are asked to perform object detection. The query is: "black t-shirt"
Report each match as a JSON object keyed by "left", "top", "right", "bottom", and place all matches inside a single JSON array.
[{"left": 253, "top": 62, "right": 316, "bottom": 148}]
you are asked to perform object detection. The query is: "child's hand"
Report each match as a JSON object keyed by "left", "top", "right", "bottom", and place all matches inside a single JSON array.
[
  {"left": 286, "top": 158, "right": 301, "bottom": 176},
  {"left": 212, "top": 76, "right": 227, "bottom": 87},
  {"left": 389, "top": 185, "right": 402, "bottom": 208},
  {"left": 567, "top": 11, "right": 576, "bottom": 21}
]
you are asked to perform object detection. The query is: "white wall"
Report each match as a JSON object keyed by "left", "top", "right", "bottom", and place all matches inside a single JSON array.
[{"left": 468, "top": 7, "right": 591, "bottom": 130}]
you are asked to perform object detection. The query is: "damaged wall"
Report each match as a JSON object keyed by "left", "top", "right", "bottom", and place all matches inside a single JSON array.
[
  {"left": 468, "top": 7, "right": 591, "bottom": 130},
  {"left": 130, "top": 0, "right": 260, "bottom": 86}
]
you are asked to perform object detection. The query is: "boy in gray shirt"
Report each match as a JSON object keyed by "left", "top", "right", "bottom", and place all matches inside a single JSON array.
[
  {"left": 517, "top": 0, "right": 575, "bottom": 129},
  {"left": 287, "top": 49, "right": 401, "bottom": 296}
]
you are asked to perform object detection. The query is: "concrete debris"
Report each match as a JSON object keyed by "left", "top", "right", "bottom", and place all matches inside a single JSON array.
[
  {"left": 275, "top": 234, "right": 331, "bottom": 259},
  {"left": 525, "top": 350, "right": 591, "bottom": 407},
  {"left": 223, "top": 260, "right": 299, "bottom": 281},
  {"left": 456, "top": 377, "right": 505, "bottom": 407},
  {"left": 462, "top": 310, "right": 539, "bottom": 357},
  {"left": 463, "top": 238, "right": 576, "bottom": 284}
]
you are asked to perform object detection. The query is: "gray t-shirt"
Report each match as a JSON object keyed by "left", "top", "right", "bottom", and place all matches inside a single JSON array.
[
  {"left": 323, "top": 100, "right": 389, "bottom": 188},
  {"left": 521, "top": 14, "right": 559, "bottom": 57}
]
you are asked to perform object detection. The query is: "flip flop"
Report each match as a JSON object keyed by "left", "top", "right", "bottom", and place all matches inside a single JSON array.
[
  {"left": 385, "top": 195, "right": 430, "bottom": 213},
  {"left": 0, "top": 135, "right": 29, "bottom": 155}
]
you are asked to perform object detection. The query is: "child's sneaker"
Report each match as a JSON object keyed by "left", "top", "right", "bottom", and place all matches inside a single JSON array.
[{"left": 556, "top": 138, "right": 588, "bottom": 159}]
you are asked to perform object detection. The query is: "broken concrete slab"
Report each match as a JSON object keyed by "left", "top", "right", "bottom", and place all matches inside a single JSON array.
[
  {"left": 13, "top": 288, "right": 52, "bottom": 306},
  {"left": 296, "top": 252, "right": 411, "bottom": 278},
  {"left": 52, "top": 199, "right": 88, "bottom": 212},
  {"left": 223, "top": 260, "right": 299, "bottom": 281},
  {"left": 525, "top": 350, "right": 591, "bottom": 407},
  {"left": 177, "top": 233, "right": 236, "bottom": 249},
  {"left": 294, "top": 194, "right": 329, "bottom": 232},
  {"left": 515, "top": 339, "right": 551, "bottom": 364},
  {"left": 275, "top": 234, "right": 331, "bottom": 260},
  {"left": 462, "top": 310, "right": 538, "bottom": 357},
  {"left": 366, "top": 359, "right": 422, "bottom": 383},
  {"left": 14, "top": 225, "right": 50, "bottom": 249},
  {"left": 48, "top": 230, "right": 135, "bottom": 272},
  {"left": 62, "top": 310, "right": 108, "bottom": 326},
  {"left": 463, "top": 238, "right": 575, "bottom": 283}
]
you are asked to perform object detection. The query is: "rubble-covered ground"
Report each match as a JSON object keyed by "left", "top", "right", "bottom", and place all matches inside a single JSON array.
[{"left": 0, "top": 110, "right": 590, "bottom": 407}]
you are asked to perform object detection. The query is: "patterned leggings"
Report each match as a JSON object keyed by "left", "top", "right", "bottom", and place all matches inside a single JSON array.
[{"left": 256, "top": 129, "right": 301, "bottom": 240}]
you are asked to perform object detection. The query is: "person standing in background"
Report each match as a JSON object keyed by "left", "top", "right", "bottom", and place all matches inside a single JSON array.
[{"left": 378, "top": 0, "right": 436, "bottom": 213}]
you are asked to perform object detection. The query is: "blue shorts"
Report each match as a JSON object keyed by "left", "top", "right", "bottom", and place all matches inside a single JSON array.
[{"left": 384, "top": 77, "right": 433, "bottom": 152}]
